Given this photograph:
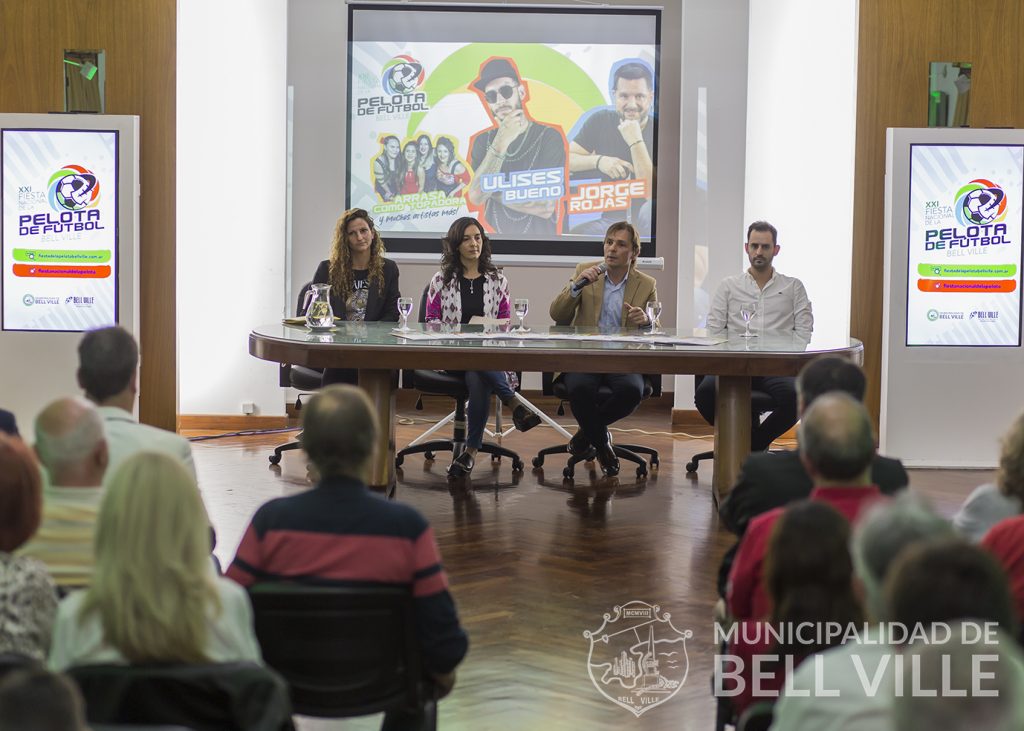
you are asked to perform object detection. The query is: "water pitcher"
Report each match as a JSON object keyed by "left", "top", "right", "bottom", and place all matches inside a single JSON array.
[{"left": 302, "top": 283, "right": 335, "bottom": 328}]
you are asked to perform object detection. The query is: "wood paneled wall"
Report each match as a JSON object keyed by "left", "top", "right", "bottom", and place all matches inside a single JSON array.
[
  {"left": 0, "top": 0, "right": 177, "bottom": 430},
  {"left": 853, "top": 0, "right": 1024, "bottom": 423}
]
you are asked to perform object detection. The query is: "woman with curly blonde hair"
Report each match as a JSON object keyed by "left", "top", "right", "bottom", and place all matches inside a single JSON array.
[
  {"left": 48, "top": 452, "right": 260, "bottom": 668},
  {"left": 309, "top": 208, "right": 401, "bottom": 385}
]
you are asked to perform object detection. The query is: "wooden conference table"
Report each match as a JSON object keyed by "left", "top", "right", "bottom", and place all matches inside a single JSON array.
[{"left": 250, "top": 322, "right": 862, "bottom": 502}]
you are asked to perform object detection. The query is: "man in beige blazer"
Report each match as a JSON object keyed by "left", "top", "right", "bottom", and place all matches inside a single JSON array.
[{"left": 549, "top": 221, "right": 657, "bottom": 476}]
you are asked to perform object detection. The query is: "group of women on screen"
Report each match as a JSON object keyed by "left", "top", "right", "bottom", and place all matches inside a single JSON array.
[
  {"left": 373, "top": 134, "right": 469, "bottom": 201},
  {"left": 309, "top": 208, "right": 540, "bottom": 477}
]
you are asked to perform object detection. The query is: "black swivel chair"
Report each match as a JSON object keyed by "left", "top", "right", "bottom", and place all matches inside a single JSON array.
[
  {"left": 269, "top": 281, "right": 324, "bottom": 465},
  {"left": 249, "top": 583, "right": 438, "bottom": 728},
  {"left": 685, "top": 375, "right": 777, "bottom": 473},
  {"left": 532, "top": 373, "right": 660, "bottom": 480},
  {"left": 395, "top": 285, "right": 525, "bottom": 474},
  {"left": 67, "top": 662, "right": 294, "bottom": 731}
]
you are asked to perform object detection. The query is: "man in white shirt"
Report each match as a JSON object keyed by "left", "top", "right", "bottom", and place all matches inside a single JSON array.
[
  {"left": 20, "top": 397, "right": 108, "bottom": 588},
  {"left": 696, "top": 221, "right": 813, "bottom": 451},
  {"left": 77, "top": 326, "right": 195, "bottom": 482}
]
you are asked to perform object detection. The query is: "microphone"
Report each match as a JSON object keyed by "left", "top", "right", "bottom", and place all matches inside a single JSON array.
[{"left": 572, "top": 262, "right": 607, "bottom": 293}]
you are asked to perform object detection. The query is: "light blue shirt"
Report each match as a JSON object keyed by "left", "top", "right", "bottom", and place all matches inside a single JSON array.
[{"left": 599, "top": 271, "right": 628, "bottom": 330}]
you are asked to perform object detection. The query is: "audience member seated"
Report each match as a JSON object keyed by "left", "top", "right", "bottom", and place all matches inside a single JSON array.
[
  {"left": 894, "top": 622, "right": 1024, "bottom": 731},
  {"left": 425, "top": 217, "right": 540, "bottom": 478},
  {"left": 18, "top": 399, "right": 107, "bottom": 589},
  {"left": 49, "top": 452, "right": 260, "bottom": 669},
  {"left": 0, "top": 410, "right": 16, "bottom": 437},
  {"left": 0, "top": 435, "right": 58, "bottom": 661},
  {"left": 696, "top": 220, "right": 813, "bottom": 451},
  {"left": 721, "top": 500, "right": 863, "bottom": 718},
  {"left": 0, "top": 667, "right": 87, "bottom": 731},
  {"left": 77, "top": 326, "right": 195, "bottom": 481},
  {"left": 954, "top": 410, "right": 1024, "bottom": 542},
  {"left": 226, "top": 384, "right": 469, "bottom": 722},
  {"left": 771, "top": 494, "right": 953, "bottom": 731},
  {"left": 548, "top": 221, "right": 657, "bottom": 476},
  {"left": 727, "top": 392, "right": 883, "bottom": 621},
  {"left": 719, "top": 356, "right": 908, "bottom": 536},
  {"left": 980, "top": 510, "right": 1024, "bottom": 628},
  {"left": 310, "top": 207, "right": 401, "bottom": 386}
]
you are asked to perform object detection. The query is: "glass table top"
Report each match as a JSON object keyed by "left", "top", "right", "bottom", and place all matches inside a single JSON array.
[{"left": 253, "top": 321, "right": 861, "bottom": 356}]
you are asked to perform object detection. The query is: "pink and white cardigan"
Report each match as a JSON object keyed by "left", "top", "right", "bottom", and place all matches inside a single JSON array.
[{"left": 424, "top": 269, "right": 517, "bottom": 388}]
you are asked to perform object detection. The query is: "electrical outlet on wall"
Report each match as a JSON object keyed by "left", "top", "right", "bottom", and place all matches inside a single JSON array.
[{"left": 241, "top": 401, "right": 256, "bottom": 415}]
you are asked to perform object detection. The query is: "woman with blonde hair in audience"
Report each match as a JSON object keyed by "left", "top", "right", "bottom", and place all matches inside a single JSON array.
[
  {"left": 48, "top": 452, "right": 260, "bottom": 669},
  {"left": 0, "top": 435, "right": 57, "bottom": 660}
]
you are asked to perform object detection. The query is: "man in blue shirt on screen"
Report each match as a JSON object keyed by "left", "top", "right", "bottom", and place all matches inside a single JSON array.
[
  {"left": 568, "top": 61, "right": 655, "bottom": 236},
  {"left": 467, "top": 57, "right": 567, "bottom": 236}
]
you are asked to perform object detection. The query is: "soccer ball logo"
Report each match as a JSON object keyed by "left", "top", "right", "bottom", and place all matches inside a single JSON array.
[
  {"left": 48, "top": 165, "right": 100, "bottom": 212},
  {"left": 954, "top": 179, "right": 1006, "bottom": 226},
  {"left": 382, "top": 56, "right": 424, "bottom": 95}
]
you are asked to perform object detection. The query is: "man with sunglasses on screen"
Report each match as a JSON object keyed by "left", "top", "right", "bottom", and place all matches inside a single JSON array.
[{"left": 467, "top": 57, "right": 567, "bottom": 236}]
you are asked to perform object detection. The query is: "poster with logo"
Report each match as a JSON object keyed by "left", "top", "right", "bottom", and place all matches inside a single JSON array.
[
  {"left": 1, "top": 129, "right": 118, "bottom": 332},
  {"left": 906, "top": 144, "right": 1023, "bottom": 346},
  {"left": 348, "top": 43, "right": 657, "bottom": 242}
]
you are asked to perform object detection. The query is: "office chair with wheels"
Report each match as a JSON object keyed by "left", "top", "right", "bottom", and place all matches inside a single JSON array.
[
  {"left": 269, "top": 281, "right": 324, "bottom": 465},
  {"left": 67, "top": 662, "right": 293, "bottom": 731},
  {"left": 685, "top": 375, "right": 777, "bottom": 473},
  {"left": 395, "top": 285, "right": 526, "bottom": 474},
  {"left": 532, "top": 373, "right": 660, "bottom": 480},
  {"left": 249, "top": 583, "right": 438, "bottom": 729}
]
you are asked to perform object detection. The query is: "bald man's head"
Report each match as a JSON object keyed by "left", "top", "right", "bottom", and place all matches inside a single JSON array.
[
  {"left": 798, "top": 391, "right": 875, "bottom": 485},
  {"left": 301, "top": 385, "right": 379, "bottom": 481},
  {"left": 34, "top": 398, "right": 108, "bottom": 486}
]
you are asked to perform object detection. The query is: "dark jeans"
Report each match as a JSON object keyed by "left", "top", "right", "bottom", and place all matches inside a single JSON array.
[
  {"left": 562, "top": 372, "right": 644, "bottom": 447},
  {"left": 460, "top": 371, "right": 514, "bottom": 449},
  {"left": 693, "top": 375, "right": 798, "bottom": 452}
]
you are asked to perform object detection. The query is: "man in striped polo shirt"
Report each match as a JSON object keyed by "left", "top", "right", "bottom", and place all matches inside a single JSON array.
[{"left": 227, "top": 384, "right": 468, "bottom": 710}]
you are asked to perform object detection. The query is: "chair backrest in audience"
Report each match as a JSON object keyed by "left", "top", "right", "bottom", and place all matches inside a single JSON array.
[
  {"left": 248, "top": 582, "right": 431, "bottom": 718},
  {"left": 66, "top": 662, "right": 293, "bottom": 731}
]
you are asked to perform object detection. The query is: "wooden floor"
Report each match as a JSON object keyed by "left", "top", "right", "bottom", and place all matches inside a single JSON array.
[{"left": 188, "top": 400, "right": 992, "bottom": 731}]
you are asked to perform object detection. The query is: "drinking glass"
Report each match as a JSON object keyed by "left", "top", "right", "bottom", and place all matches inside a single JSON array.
[
  {"left": 740, "top": 306, "right": 757, "bottom": 337},
  {"left": 397, "top": 297, "right": 414, "bottom": 332},
  {"left": 513, "top": 298, "right": 529, "bottom": 332},
  {"left": 645, "top": 301, "right": 662, "bottom": 335}
]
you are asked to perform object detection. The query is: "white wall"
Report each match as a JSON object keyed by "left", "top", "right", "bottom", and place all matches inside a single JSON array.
[
  {"left": 177, "top": 0, "right": 289, "bottom": 416},
  {"left": 674, "top": 0, "right": 750, "bottom": 409},
  {"left": 743, "top": 0, "right": 858, "bottom": 340}
]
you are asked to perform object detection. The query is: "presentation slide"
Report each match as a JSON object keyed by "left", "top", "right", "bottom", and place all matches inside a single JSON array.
[
  {"left": 347, "top": 6, "right": 659, "bottom": 256},
  {"left": 2, "top": 128, "right": 118, "bottom": 332},
  {"left": 906, "top": 143, "right": 1023, "bottom": 346}
]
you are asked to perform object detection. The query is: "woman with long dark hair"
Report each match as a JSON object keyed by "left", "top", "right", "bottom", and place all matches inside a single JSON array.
[
  {"left": 372, "top": 135, "right": 401, "bottom": 201},
  {"left": 433, "top": 136, "right": 469, "bottom": 198},
  {"left": 424, "top": 217, "right": 540, "bottom": 477},
  {"left": 725, "top": 500, "right": 864, "bottom": 717},
  {"left": 310, "top": 208, "right": 400, "bottom": 385},
  {"left": 399, "top": 141, "right": 424, "bottom": 196},
  {"left": 417, "top": 134, "right": 437, "bottom": 193}
]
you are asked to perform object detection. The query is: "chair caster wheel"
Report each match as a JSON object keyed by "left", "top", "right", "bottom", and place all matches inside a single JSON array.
[
  {"left": 269, "top": 454, "right": 281, "bottom": 465},
  {"left": 563, "top": 466, "right": 575, "bottom": 480},
  {"left": 512, "top": 459, "right": 525, "bottom": 472},
  {"left": 491, "top": 454, "right": 500, "bottom": 463},
  {"left": 395, "top": 455, "right": 404, "bottom": 467},
  {"left": 425, "top": 451, "right": 435, "bottom": 461},
  {"left": 685, "top": 460, "right": 698, "bottom": 473},
  {"left": 636, "top": 467, "right": 647, "bottom": 478},
  {"left": 650, "top": 457, "right": 660, "bottom": 469},
  {"left": 532, "top": 456, "right": 544, "bottom": 468}
]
